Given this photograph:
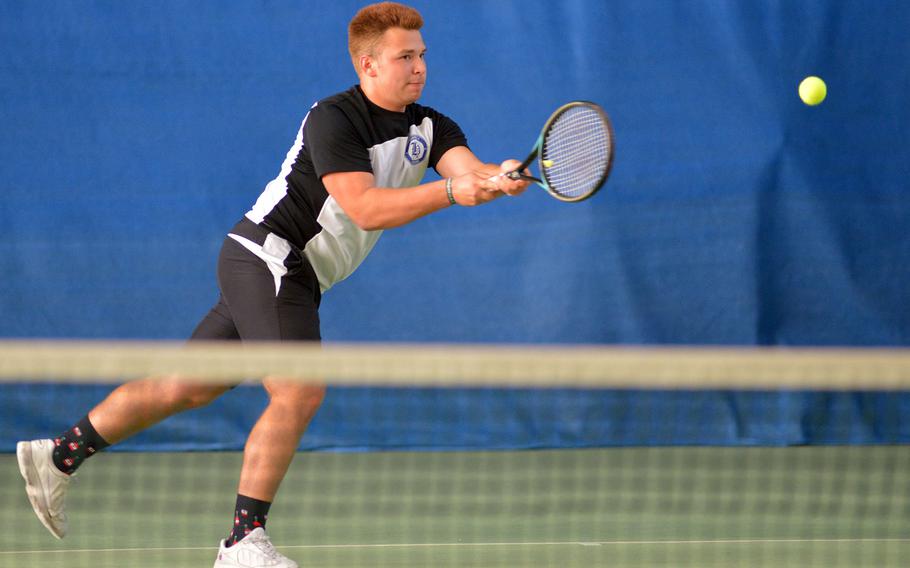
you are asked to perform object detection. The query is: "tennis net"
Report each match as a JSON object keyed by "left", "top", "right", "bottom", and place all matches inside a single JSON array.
[{"left": 1, "top": 341, "right": 909, "bottom": 568}]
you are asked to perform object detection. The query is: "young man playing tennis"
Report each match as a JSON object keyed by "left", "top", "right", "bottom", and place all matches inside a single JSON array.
[{"left": 16, "top": 3, "right": 528, "bottom": 567}]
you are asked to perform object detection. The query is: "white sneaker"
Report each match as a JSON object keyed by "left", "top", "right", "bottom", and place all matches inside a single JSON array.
[
  {"left": 213, "top": 527, "right": 299, "bottom": 568},
  {"left": 17, "top": 439, "right": 73, "bottom": 539}
]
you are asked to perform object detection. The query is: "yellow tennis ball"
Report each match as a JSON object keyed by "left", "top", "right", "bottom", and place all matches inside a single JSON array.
[
  {"left": 542, "top": 159, "right": 554, "bottom": 168},
  {"left": 799, "top": 76, "right": 827, "bottom": 106}
]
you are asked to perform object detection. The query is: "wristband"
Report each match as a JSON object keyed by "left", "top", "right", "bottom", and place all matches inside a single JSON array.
[{"left": 445, "top": 178, "right": 456, "bottom": 206}]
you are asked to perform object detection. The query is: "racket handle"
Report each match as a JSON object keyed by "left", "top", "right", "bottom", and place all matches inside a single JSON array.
[
  {"left": 507, "top": 171, "right": 542, "bottom": 183},
  {"left": 484, "top": 171, "right": 541, "bottom": 192}
]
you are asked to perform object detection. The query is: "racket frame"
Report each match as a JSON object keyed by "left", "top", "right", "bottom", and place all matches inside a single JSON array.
[{"left": 507, "top": 101, "right": 615, "bottom": 203}]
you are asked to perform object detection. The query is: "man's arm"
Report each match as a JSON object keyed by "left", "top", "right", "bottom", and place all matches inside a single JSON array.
[
  {"left": 323, "top": 172, "right": 461, "bottom": 231},
  {"left": 435, "top": 146, "right": 498, "bottom": 179},
  {"left": 322, "top": 149, "right": 527, "bottom": 231},
  {"left": 436, "top": 146, "right": 530, "bottom": 195}
]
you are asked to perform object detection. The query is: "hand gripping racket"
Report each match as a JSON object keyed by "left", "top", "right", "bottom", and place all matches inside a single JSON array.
[{"left": 507, "top": 101, "right": 615, "bottom": 203}]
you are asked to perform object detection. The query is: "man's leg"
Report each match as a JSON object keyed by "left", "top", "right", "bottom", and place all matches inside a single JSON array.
[
  {"left": 88, "top": 378, "right": 233, "bottom": 445},
  {"left": 198, "top": 226, "right": 324, "bottom": 567},
  {"left": 17, "top": 378, "right": 232, "bottom": 539},
  {"left": 222, "top": 378, "right": 324, "bottom": 546},
  {"left": 237, "top": 378, "right": 326, "bottom": 502},
  {"left": 18, "top": 288, "right": 241, "bottom": 540}
]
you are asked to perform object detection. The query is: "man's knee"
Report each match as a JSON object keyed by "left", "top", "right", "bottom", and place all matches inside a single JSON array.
[
  {"left": 160, "top": 380, "right": 228, "bottom": 411},
  {"left": 286, "top": 385, "right": 326, "bottom": 416},
  {"left": 265, "top": 381, "right": 326, "bottom": 422}
]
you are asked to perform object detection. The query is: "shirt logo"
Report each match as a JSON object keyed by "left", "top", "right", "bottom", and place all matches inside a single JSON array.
[{"left": 405, "top": 134, "right": 428, "bottom": 165}]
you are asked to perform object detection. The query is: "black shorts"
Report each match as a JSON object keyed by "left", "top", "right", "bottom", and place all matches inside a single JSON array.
[{"left": 190, "top": 217, "right": 322, "bottom": 342}]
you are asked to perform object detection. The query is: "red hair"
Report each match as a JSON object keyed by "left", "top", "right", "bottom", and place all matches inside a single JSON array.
[{"left": 348, "top": 2, "right": 423, "bottom": 69}]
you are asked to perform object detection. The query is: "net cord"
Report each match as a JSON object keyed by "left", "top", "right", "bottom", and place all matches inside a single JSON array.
[{"left": 1, "top": 341, "right": 909, "bottom": 390}]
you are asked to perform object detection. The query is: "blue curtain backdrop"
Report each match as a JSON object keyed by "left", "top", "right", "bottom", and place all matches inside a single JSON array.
[{"left": 2, "top": 1, "right": 909, "bottom": 451}]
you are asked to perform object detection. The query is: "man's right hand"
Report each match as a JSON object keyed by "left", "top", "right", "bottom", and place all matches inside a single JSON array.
[{"left": 450, "top": 170, "right": 505, "bottom": 206}]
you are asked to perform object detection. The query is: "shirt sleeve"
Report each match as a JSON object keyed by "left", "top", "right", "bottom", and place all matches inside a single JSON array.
[
  {"left": 427, "top": 108, "right": 469, "bottom": 171},
  {"left": 304, "top": 103, "right": 373, "bottom": 178}
]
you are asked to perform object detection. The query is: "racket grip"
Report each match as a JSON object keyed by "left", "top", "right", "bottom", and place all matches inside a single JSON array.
[
  {"left": 485, "top": 171, "right": 541, "bottom": 191},
  {"left": 507, "top": 171, "right": 542, "bottom": 183}
]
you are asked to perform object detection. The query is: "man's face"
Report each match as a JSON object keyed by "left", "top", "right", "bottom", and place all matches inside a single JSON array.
[{"left": 370, "top": 27, "right": 427, "bottom": 108}]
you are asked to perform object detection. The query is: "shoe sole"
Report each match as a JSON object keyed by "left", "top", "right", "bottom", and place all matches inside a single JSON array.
[
  {"left": 17, "top": 441, "right": 65, "bottom": 539},
  {"left": 212, "top": 551, "right": 298, "bottom": 568}
]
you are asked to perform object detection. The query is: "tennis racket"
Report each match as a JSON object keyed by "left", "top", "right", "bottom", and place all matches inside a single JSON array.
[{"left": 506, "top": 101, "right": 614, "bottom": 203}]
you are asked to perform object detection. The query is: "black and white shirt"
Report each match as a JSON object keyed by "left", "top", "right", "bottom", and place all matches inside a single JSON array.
[{"left": 243, "top": 85, "right": 468, "bottom": 292}]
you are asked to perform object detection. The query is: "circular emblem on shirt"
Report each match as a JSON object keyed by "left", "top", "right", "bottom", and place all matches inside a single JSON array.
[{"left": 405, "top": 134, "right": 428, "bottom": 165}]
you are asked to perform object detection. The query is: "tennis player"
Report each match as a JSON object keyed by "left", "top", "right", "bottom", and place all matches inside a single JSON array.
[{"left": 16, "top": 3, "right": 527, "bottom": 567}]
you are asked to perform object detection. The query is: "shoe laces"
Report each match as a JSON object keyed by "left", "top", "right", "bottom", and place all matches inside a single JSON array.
[{"left": 250, "top": 531, "right": 283, "bottom": 561}]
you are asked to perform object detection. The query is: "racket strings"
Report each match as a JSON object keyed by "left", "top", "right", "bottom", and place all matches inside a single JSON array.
[
  {"left": 541, "top": 105, "right": 612, "bottom": 199},
  {"left": 544, "top": 111, "right": 609, "bottom": 195}
]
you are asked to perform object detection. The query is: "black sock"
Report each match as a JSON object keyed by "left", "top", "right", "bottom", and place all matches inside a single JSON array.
[
  {"left": 227, "top": 494, "right": 271, "bottom": 547},
  {"left": 52, "top": 415, "right": 110, "bottom": 475}
]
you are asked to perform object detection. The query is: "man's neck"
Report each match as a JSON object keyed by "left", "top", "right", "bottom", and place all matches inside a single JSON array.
[{"left": 359, "top": 82, "right": 405, "bottom": 113}]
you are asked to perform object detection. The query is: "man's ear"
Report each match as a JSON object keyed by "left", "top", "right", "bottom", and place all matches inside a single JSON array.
[{"left": 359, "top": 54, "right": 378, "bottom": 78}]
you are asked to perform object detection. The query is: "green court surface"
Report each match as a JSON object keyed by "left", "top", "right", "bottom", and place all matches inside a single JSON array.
[{"left": 3, "top": 447, "right": 909, "bottom": 567}]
